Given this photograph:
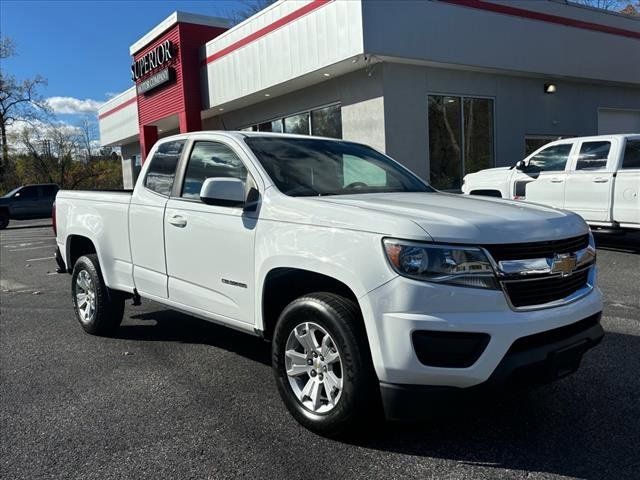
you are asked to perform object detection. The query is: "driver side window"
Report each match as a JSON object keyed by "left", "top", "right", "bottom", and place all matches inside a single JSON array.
[
  {"left": 181, "top": 141, "right": 248, "bottom": 199},
  {"left": 527, "top": 144, "right": 573, "bottom": 173}
]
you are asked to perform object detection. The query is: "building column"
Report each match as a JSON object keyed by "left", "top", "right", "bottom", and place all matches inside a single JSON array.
[
  {"left": 140, "top": 124, "right": 158, "bottom": 163},
  {"left": 179, "top": 109, "right": 201, "bottom": 133}
]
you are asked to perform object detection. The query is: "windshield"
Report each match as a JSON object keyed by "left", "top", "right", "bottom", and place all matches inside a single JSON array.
[
  {"left": 244, "top": 136, "right": 432, "bottom": 197},
  {"left": 2, "top": 187, "right": 22, "bottom": 198}
]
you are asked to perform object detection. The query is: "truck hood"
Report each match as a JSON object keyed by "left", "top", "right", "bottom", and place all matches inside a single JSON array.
[
  {"left": 315, "top": 192, "right": 588, "bottom": 244},
  {"left": 464, "top": 166, "right": 511, "bottom": 181}
]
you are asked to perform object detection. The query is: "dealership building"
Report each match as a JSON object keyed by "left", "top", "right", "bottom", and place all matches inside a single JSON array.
[{"left": 98, "top": 0, "right": 640, "bottom": 190}]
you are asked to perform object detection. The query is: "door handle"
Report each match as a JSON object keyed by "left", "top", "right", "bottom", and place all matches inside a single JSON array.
[
  {"left": 550, "top": 178, "right": 564, "bottom": 183},
  {"left": 593, "top": 177, "right": 609, "bottom": 183},
  {"left": 168, "top": 215, "right": 187, "bottom": 228}
]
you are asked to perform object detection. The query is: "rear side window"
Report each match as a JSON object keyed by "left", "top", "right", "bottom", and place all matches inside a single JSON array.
[
  {"left": 181, "top": 141, "right": 248, "bottom": 199},
  {"left": 144, "top": 140, "right": 185, "bottom": 196},
  {"left": 40, "top": 185, "right": 59, "bottom": 197},
  {"left": 576, "top": 141, "right": 610, "bottom": 170},
  {"left": 622, "top": 140, "right": 640, "bottom": 170}
]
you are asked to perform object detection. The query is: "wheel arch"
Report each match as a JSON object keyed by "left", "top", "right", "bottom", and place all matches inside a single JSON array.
[
  {"left": 66, "top": 234, "right": 99, "bottom": 273},
  {"left": 260, "top": 267, "right": 361, "bottom": 341}
]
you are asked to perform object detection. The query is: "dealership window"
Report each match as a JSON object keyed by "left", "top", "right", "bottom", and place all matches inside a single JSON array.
[
  {"left": 428, "top": 95, "right": 494, "bottom": 190},
  {"left": 144, "top": 140, "right": 185, "bottom": 196},
  {"left": 311, "top": 104, "right": 342, "bottom": 138},
  {"left": 524, "top": 136, "right": 573, "bottom": 157},
  {"left": 181, "top": 141, "right": 248, "bottom": 199},
  {"left": 284, "top": 112, "right": 311, "bottom": 135},
  {"left": 576, "top": 141, "right": 610, "bottom": 170},
  {"left": 243, "top": 104, "right": 342, "bottom": 139}
]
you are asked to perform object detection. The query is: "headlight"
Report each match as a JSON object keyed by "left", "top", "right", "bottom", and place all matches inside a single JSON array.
[{"left": 382, "top": 238, "right": 499, "bottom": 289}]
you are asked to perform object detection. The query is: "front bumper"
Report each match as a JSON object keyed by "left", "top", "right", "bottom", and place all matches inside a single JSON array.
[
  {"left": 360, "top": 270, "right": 604, "bottom": 388},
  {"left": 380, "top": 311, "right": 603, "bottom": 420}
]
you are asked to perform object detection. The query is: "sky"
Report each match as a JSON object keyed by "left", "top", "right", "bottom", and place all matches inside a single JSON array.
[{"left": 1, "top": 0, "right": 249, "bottom": 129}]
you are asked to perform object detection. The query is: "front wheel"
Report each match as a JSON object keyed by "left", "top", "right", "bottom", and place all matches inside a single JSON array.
[
  {"left": 272, "top": 292, "right": 378, "bottom": 436},
  {"left": 71, "top": 254, "right": 125, "bottom": 336}
]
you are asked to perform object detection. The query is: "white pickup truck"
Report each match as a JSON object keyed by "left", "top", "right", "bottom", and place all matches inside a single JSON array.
[
  {"left": 462, "top": 134, "right": 640, "bottom": 232},
  {"left": 54, "top": 132, "right": 603, "bottom": 435}
]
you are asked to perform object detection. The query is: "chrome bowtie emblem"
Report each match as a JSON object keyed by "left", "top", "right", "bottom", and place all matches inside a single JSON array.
[{"left": 551, "top": 253, "right": 577, "bottom": 276}]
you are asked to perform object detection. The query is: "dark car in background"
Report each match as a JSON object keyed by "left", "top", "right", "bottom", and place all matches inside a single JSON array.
[{"left": 0, "top": 184, "right": 59, "bottom": 229}]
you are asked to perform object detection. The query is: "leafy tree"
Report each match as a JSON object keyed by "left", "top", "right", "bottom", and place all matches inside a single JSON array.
[
  {"left": 12, "top": 120, "right": 122, "bottom": 190},
  {"left": 0, "top": 36, "right": 51, "bottom": 184}
]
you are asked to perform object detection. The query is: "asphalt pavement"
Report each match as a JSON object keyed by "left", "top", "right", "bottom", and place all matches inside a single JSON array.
[{"left": 1, "top": 219, "right": 639, "bottom": 480}]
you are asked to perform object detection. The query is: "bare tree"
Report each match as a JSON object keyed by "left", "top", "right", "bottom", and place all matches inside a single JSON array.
[
  {"left": 0, "top": 36, "right": 51, "bottom": 182},
  {"left": 573, "top": 0, "right": 636, "bottom": 11},
  {"left": 230, "top": 0, "right": 277, "bottom": 25}
]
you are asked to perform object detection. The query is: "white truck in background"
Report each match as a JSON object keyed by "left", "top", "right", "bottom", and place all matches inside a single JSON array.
[
  {"left": 54, "top": 132, "right": 603, "bottom": 436},
  {"left": 462, "top": 134, "right": 640, "bottom": 232}
]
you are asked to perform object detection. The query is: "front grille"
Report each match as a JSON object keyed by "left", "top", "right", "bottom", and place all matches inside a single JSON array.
[
  {"left": 484, "top": 234, "right": 589, "bottom": 261},
  {"left": 503, "top": 268, "right": 590, "bottom": 308}
]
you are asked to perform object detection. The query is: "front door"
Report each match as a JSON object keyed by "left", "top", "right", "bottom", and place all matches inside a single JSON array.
[
  {"left": 564, "top": 139, "right": 617, "bottom": 223},
  {"left": 11, "top": 185, "right": 40, "bottom": 218},
  {"left": 519, "top": 142, "right": 574, "bottom": 209},
  {"left": 164, "top": 138, "right": 260, "bottom": 324}
]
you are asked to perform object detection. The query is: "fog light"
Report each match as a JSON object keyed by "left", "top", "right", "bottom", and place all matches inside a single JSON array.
[{"left": 412, "top": 331, "right": 490, "bottom": 368}]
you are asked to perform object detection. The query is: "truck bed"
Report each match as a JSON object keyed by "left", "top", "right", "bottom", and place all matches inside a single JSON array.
[{"left": 56, "top": 189, "right": 133, "bottom": 204}]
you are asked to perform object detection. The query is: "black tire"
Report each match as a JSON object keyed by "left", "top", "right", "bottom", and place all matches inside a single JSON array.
[
  {"left": 272, "top": 292, "right": 379, "bottom": 436},
  {"left": 0, "top": 211, "right": 9, "bottom": 230},
  {"left": 71, "top": 254, "right": 125, "bottom": 336}
]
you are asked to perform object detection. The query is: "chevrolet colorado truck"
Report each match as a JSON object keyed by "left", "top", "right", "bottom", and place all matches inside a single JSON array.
[
  {"left": 54, "top": 132, "right": 604, "bottom": 435},
  {"left": 462, "top": 134, "right": 640, "bottom": 232}
]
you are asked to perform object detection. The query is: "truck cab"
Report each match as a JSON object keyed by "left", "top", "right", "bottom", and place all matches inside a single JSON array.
[{"left": 462, "top": 134, "right": 640, "bottom": 231}]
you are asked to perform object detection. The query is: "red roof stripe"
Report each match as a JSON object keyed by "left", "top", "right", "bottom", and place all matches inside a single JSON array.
[
  {"left": 203, "top": 0, "right": 333, "bottom": 66},
  {"left": 443, "top": 0, "right": 640, "bottom": 40},
  {"left": 98, "top": 96, "right": 137, "bottom": 120}
]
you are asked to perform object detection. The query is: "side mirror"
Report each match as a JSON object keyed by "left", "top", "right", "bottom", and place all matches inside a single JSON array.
[
  {"left": 199, "top": 177, "right": 245, "bottom": 207},
  {"left": 515, "top": 160, "right": 526, "bottom": 171},
  {"left": 14, "top": 192, "right": 21, "bottom": 198}
]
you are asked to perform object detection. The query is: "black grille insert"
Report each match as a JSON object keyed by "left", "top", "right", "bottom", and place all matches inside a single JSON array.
[
  {"left": 484, "top": 235, "right": 589, "bottom": 261},
  {"left": 503, "top": 268, "right": 590, "bottom": 308},
  {"left": 508, "top": 313, "right": 601, "bottom": 354}
]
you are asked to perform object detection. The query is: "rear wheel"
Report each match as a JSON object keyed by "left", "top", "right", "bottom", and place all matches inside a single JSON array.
[
  {"left": 272, "top": 292, "right": 378, "bottom": 436},
  {"left": 71, "top": 254, "right": 124, "bottom": 336}
]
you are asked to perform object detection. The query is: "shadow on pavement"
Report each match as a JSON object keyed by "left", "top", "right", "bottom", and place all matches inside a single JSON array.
[
  {"left": 346, "top": 331, "right": 640, "bottom": 480},
  {"left": 120, "top": 309, "right": 271, "bottom": 366},
  {"left": 118, "top": 309, "right": 638, "bottom": 479},
  {"left": 594, "top": 231, "right": 640, "bottom": 254}
]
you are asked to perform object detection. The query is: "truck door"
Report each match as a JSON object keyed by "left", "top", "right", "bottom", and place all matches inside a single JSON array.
[
  {"left": 564, "top": 139, "right": 616, "bottom": 223},
  {"left": 521, "top": 142, "right": 574, "bottom": 209},
  {"left": 164, "top": 138, "right": 259, "bottom": 324},
  {"left": 613, "top": 138, "right": 640, "bottom": 226},
  {"left": 129, "top": 139, "right": 186, "bottom": 299}
]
